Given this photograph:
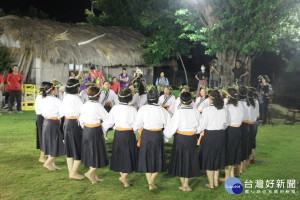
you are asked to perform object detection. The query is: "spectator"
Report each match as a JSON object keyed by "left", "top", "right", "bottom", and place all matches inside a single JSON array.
[
  {"left": 209, "top": 59, "right": 221, "bottom": 88},
  {"left": 79, "top": 72, "right": 92, "bottom": 92},
  {"left": 131, "top": 69, "right": 147, "bottom": 87},
  {"left": 257, "top": 75, "right": 272, "bottom": 126},
  {"left": 89, "top": 65, "right": 104, "bottom": 87},
  {"left": 155, "top": 72, "right": 169, "bottom": 87},
  {"left": 195, "top": 65, "right": 209, "bottom": 97},
  {"left": 231, "top": 60, "right": 249, "bottom": 86},
  {"left": 0, "top": 71, "right": 3, "bottom": 108},
  {"left": 3, "top": 68, "right": 13, "bottom": 109},
  {"left": 7, "top": 65, "right": 23, "bottom": 113},
  {"left": 119, "top": 68, "right": 129, "bottom": 89},
  {"left": 110, "top": 77, "right": 120, "bottom": 94}
]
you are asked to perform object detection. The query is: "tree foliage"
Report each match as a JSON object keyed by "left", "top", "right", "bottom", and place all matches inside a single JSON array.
[
  {"left": 176, "top": 0, "right": 300, "bottom": 57},
  {"left": 0, "top": 47, "right": 12, "bottom": 72},
  {"left": 86, "top": 0, "right": 193, "bottom": 67}
]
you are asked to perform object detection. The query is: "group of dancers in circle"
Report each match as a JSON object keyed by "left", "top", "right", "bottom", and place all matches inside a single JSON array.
[{"left": 35, "top": 77, "right": 259, "bottom": 191}]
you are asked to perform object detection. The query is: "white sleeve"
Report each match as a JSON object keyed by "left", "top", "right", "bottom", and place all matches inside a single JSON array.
[
  {"left": 111, "top": 91, "right": 119, "bottom": 105},
  {"left": 79, "top": 104, "right": 86, "bottom": 127},
  {"left": 99, "top": 104, "right": 109, "bottom": 121},
  {"left": 163, "top": 111, "right": 180, "bottom": 142},
  {"left": 57, "top": 98, "right": 63, "bottom": 119},
  {"left": 224, "top": 109, "right": 230, "bottom": 130},
  {"left": 194, "top": 97, "right": 200, "bottom": 109},
  {"left": 133, "top": 108, "right": 144, "bottom": 131},
  {"left": 197, "top": 109, "right": 208, "bottom": 133},
  {"left": 102, "top": 108, "right": 115, "bottom": 133}
]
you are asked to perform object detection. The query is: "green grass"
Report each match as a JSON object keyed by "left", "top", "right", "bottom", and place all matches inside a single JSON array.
[{"left": 0, "top": 111, "right": 299, "bottom": 200}]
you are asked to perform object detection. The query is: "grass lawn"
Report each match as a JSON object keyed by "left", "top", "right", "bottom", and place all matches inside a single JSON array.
[{"left": 0, "top": 111, "right": 299, "bottom": 200}]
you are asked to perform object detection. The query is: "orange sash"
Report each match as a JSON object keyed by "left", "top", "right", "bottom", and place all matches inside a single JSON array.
[
  {"left": 229, "top": 125, "right": 241, "bottom": 127},
  {"left": 177, "top": 130, "right": 196, "bottom": 136},
  {"left": 197, "top": 131, "right": 205, "bottom": 146},
  {"left": 115, "top": 127, "right": 133, "bottom": 131},
  {"left": 84, "top": 123, "right": 101, "bottom": 128},
  {"left": 65, "top": 116, "right": 79, "bottom": 119},
  {"left": 45, "top": 117, "right": 59, "bottom": 120},
  {"left": 198, "top": 110, "right": 203, "bottom": 113},
  {"left": 162, "top": 105, "right": 170, "bottom": 110},
  {"left": 137, "top": 128, "right": 162, "bottom": 147}
]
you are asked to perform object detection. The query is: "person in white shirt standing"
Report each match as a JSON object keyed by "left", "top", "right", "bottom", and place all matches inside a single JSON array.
[
  {"left": 198, "top": 90, "right": 229, "bottom": 189},
  {"left": 41, "top": 81, "right": 65, "bottom": 171},
  {"left": 60, "top": 79, "right": 84, "bottom": 180},
  {"left": 238, "top": 86, "right": 251, "bottom": 174},
  {"left": 79, "top": 86, "right": 109, "bottom": 184},
  {"left": 133, "top": 88, "right": 171, "bottom": 190},
  {"left": 102, "top": 88, "right": 138, "bottom": 188},
  {"left": 221, "top": 88, "right": 243, "bottom": 181},
  {"left": 164, "top": 92, "right": 201, "bottom": 192},
  {"left": 35, "top": 82, "right": 47, "bottom": 163}
]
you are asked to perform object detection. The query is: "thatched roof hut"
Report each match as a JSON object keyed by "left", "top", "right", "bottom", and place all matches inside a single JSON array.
[{"left": 0, "top": 15, "right": 150, "bottom": 86}]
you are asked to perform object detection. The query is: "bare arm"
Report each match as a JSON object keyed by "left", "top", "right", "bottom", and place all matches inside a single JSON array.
[
  {"left": 195, "top": 74, "right": 200, "bottom": 81},
  {"left": 240, "top": 71, "right": 249, "bottom": 77}
]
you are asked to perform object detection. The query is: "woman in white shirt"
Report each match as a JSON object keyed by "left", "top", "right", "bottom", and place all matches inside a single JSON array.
[
  {"left": 247, "top": 89, "right": 259, "bottom": 164},
  {"left": 102, "top": 88, "right": 138, "bottom": 188},
  {"left": 35, "top": 82, "right": 47, "bottom": 163},
  {"left": 238, "top": 86, "right": 251, "bottom": 173},
  {"left": 79, "top": 86, "right": 109, "bottom": 184},
  {"left": 41, "top": 81, "right": 65, "bottom": 171},
  {"left": 222, "top": 88, "right": 243, "bottom": 181},
  {"left": 198, "top": 90, "right": 229, "bottom": 189},
  {"left": 193, "top": 87, "right": 207, "bottom": 111},
  {"left": 133, "top": 88, "right": 171, "bottom": 190},
  {"left": 158, "top": 86, "right": 175, "bottom": 115},
  {"left": 164, "top": 92, "right": 201, "bottom": 192},
  {"left": 60, "top": 79, "right": 84, "bottom": 180}
]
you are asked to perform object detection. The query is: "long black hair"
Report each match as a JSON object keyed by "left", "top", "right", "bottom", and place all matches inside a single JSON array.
[
  {"left": 247, "top": 90, "right": 256, "bottom": 108},
  {"left": 209, "top": 89, "right": 224, "bottom": 110},
  {"left": 42, "top": 82, "right": 53, "bottom": 97},
  {"left": 147, "top": 88, "right": 159, "bottom": 104},
  {"left": 227, "top": 88, "right": 238, "bottom": 107},
  {"left": 238, "top": 86, "right": 250, "bottom": 106}
]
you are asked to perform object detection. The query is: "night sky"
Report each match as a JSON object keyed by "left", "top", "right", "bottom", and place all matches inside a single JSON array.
[{"left": 0, "top": 0, "right": 90, "bottom": 23}]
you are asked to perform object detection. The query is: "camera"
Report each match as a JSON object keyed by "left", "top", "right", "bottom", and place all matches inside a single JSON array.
[{"left": 257, "top": 75, "right": 263, "bottom": 83}]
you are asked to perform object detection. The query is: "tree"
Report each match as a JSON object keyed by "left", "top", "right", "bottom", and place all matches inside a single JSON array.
[
  {"left": 176, "top": 0, "right": 300, "bottom": 86},
  {"left": 85, "top": 0, "right": 194, "bottom": 85}
]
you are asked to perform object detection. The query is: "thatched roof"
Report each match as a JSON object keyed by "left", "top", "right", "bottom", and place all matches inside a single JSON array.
[{"left": 0, "top": 15, "right": 145, "bottom": 66}]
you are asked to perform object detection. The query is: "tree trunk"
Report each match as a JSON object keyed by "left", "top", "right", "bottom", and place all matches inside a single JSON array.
[
  {"left": 217, "top": 50, "right": 252, "bottom": 87},
  {"left": 177, "top": 52, "right": 189, "bottom": 86}
]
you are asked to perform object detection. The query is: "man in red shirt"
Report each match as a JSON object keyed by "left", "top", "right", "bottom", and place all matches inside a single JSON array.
[
  {"left": 110, "top": 77, "right": 120, "bottom": 94},
  {"left": 89, "top": 65, "right": 104, "bottom": 87},
  {"left": 7, "top": 65, "right": 23, "bottom": 113}
]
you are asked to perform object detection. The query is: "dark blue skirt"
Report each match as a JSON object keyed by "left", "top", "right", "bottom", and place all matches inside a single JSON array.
[
  {"left": 225, "top": 126, "right": 242, "bottom": 165},
  {"left": 63, "top": 119, "right": 83, "bottom": 160},
  {"left": 241, "top": 122, "right": 249, "bottom": 161},
  {"left": 110, "top": 130, "right": 137, "bottom": 173},
  {"left": 169, "top": 133, "right": 200, "bottom": 178},
  {"left": 36, "top": 115, "right": 44, "bottom": 150}
]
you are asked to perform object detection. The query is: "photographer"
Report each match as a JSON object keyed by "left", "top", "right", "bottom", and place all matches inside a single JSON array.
[
  {"left": 131, "top": 69, "right": 147, "bottom": 87},
  {"left": 257, "top": 75, "right": 273, "bottom": 126}
]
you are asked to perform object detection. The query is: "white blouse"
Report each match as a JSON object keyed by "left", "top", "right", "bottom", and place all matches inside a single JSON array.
[
  {"left": 193, "top": 96, "right": 206, "bottom": 109},
  {"left": 133, "top": 104, "right": 171, "bottom": 131},
  {"left": 102, "top": 103, "right": 137, "bottom": 133},
  {"left": 171, "top": 97, "right": 195, "bottom": 113},
  {"left": 79, "top": 90, "right": 88, "bottom": 103},
  {"left": 35, "top": 94, "right": 43, "bottom": 115},
  {"left": 164, "top": 106, "right": 201, "bottom": 142},
  {"left": 158, "top": 94, "right": 176, "bottom": 114},
  {"left": 239, "top": 100, "right": 251, "bottom": 121},
  {"left": 249, "top": 100, "right": 260, "bottom": 122},
  {"left": 79, "top": 101, "right": 108, "bottom": 127},
  {"left": 198, "top": 105, "right": 229, "bottom": 132},
  {"left": 41, "top": 95, "right": 62, "bottom": 118},
  {"left": 99, "top": 89, "right": 119, "bottom": 106},
  {"left": 225, "top": 102, "right": 244, "bottom": 126},
  {"left": 59, "top": 94, "right": 83, "bottom": 117},
  {"left": 197, "top": 98, "right": 210, "bottom": 112},
  {"left": 136, "top": 94, "right": 147, "bottom": 109},
  {"left": 128, "top": 93, "right": 140, "bottom": 107}
]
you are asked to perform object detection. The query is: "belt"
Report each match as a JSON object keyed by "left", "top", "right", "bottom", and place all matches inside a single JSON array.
[
  {"left": 197, "top": 131, "right": 205, "bottom": 146},
  {"left": 229, "top": 125, "right": 241, "bottom": 127},
  {"left": 137, "top": 128, "right": 162, "bottom": 147},
  {"left": 115, "top": 127, "right": 133, "bottom": 131},
  {"left": 198, "top": 110, "right": 203, "bottom": 113},
  {"left": 242, "top": 120, "right": 249, "bottom": 123},
  {"left": 45, "top": 117, "right": 59, "bottom": 120},
  {"left": 248, "top": 122, "right": 255, "bottom": 125},
  {"left": 65, "top": 116, "right": 79, "bottom": 119},
  {"left": 177, "top": 130, "right": 196, "bottom": 136},
  {"left": 84, "top": 123, "right": 101, "bottom": 128}
]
